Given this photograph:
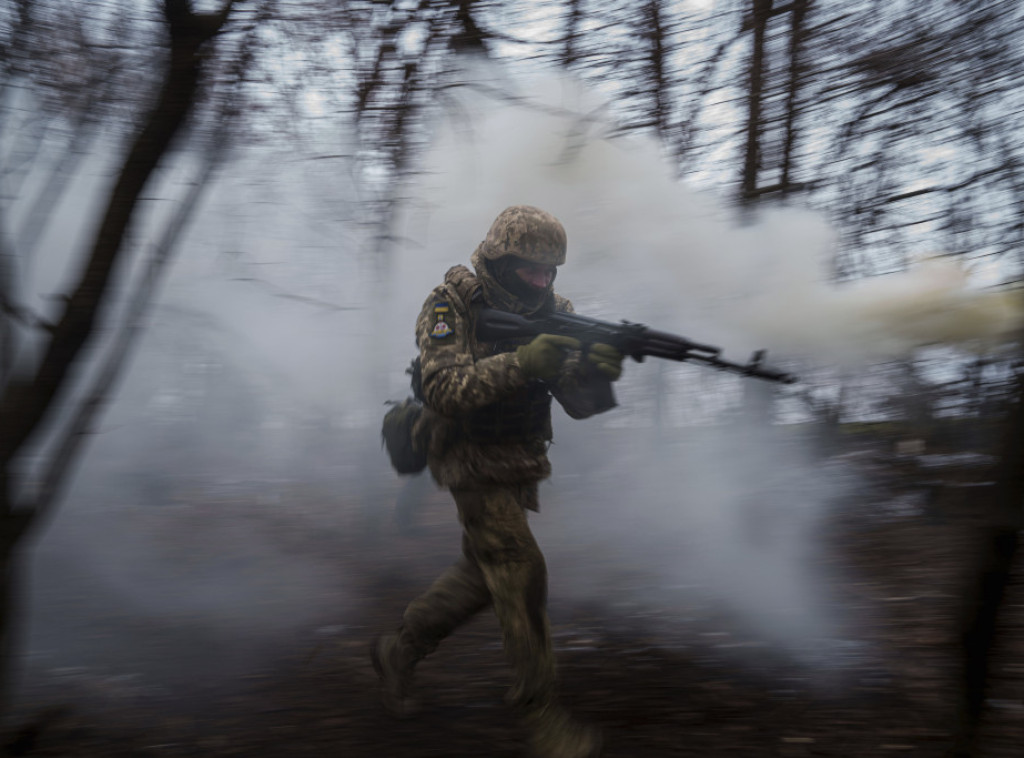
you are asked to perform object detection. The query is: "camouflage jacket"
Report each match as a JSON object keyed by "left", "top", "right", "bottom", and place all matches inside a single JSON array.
[{"left": 415, "top": 251, "right": 616, "bottom": 495}]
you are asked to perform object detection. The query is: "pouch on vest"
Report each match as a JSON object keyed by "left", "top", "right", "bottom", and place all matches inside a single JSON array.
[{"left": 381, "top": 397, "right": 428, "bottom": 474}]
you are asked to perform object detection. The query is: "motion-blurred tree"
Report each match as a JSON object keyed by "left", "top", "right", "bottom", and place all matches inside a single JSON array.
[{"left": 0, "top": 0, "right": 245, "bottom": 721}]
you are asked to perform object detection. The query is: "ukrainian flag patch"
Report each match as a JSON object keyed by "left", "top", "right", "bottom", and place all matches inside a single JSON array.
[{"left": 430, "top": 302, "right": 453, "bottom": 338}]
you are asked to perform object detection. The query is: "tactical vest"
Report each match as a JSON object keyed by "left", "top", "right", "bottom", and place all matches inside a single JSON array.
[{"left": 443, "top": 265, "right": 554, "bottom": 444}]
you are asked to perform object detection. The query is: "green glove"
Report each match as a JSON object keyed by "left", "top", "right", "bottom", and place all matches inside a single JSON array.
[
  {"left": 587, "top": 342, "right": 624, "bottom": 381},
  {"left": 516, "top": 334, "right": 581, "bottom": 381}
]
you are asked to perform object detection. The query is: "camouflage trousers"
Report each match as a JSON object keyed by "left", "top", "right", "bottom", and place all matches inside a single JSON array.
[{"left": 395, "top": 482, "right": 556, "bottom": 711}]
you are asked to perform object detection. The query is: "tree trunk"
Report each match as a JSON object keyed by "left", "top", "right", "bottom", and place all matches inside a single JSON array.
[
  {"left": 561, "top": 0, "right": 583, "bottom": 67},
  {"left": 0, "top": 3, "right": 224, "bottom": 466},
  {"left": 0, "top": 467, "right": 30, "bottom": 723},
  {"left": 740, "top": 0, "right": 773, "bottom": 206},
  {"left": 952, "top": 360, "right": 1024, "bottom": 756},
  {"left": 0, "top": 467, "right": 10, "bottom": 719},
  {"left": 451, "top": 0, "right": 488, "bottom": 53},
  {"left": 0, "top": 223, "right": 14, "bottom": 387},
  {"left": 644, "top": 0, "right": 668, "bottom": 142},
  {"left": 779, "top": 0, "right": 810, "bottom": 197},
  {"left": 0, "top": 0, "right": 235, "bottom": 723}
]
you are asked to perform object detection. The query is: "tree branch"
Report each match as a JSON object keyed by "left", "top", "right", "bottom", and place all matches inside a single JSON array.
[
  {"left": 21, "top": 129, "right": 229, "bottom": 530},
  {"left": 0, "top": 0, "right": 233, "bottom": 465}
]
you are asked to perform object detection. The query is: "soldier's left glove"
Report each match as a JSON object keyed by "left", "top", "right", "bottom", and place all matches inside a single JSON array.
[{"left": 587, "top": 343, "right": 624, "bottom": 381}]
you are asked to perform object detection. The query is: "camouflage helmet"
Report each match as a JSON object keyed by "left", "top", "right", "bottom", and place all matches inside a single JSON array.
[{"left": 478, "top": 205, "right": 567, "bottom": 266}]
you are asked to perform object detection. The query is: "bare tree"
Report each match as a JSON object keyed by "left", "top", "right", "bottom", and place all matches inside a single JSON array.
[
  {"left": 739, "top": 0, "right": 773, "bottom": 207},
  {"left": 0, "top": 0, "right": 241, "bottom": 718},
  {"left": 955, "top": 362, "right": 1024, "bottom": 756}
]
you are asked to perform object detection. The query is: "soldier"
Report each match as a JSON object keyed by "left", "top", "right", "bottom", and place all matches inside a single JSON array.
[{"left": 372, "top": 206, "right": 623, "bottom": 758}]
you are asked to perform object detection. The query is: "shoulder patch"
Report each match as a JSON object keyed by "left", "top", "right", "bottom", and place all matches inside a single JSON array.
[{"left": 430, "top": 302, "right": 454, "bottom": 339}]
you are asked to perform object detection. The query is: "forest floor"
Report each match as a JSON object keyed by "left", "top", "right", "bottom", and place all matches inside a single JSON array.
[{"left": 4, "top": 441, "right": 1024, "bottom": 757}]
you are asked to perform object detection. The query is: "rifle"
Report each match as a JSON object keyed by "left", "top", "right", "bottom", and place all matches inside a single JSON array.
[{"left": 476, "top": 307, "right": 797, "bottom": 384}]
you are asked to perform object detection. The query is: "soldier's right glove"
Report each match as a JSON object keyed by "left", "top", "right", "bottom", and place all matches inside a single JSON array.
[{"left": 516, "top": 334, "right": 582, "bottom": 381}]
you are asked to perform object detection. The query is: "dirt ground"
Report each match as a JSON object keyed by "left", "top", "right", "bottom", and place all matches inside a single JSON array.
[{"left": 5, "top": 449, "right": 1024, "bottom": 757}]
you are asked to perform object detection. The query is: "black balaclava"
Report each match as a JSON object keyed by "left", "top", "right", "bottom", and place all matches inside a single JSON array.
[{"left": 485, "top": 255, "right": 557, "bottom": 311}]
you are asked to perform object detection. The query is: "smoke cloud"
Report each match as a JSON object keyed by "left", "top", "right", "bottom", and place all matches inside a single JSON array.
[
  {"left": 18, "top": 60, "right": 1020, "bottom": 707},
  {"left": 385, "top": 63, "right": 1020, "bottom": 665},
  {"left": 393, "top": 67, "right": 1023, "bottom": 363}
]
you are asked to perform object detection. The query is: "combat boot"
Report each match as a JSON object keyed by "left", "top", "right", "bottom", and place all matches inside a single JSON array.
[
  {"left": 370, "top": 634, "right": 420, "bottom": 718},
  {"left": 525, "top": 705, "right": 603, "bottom": 758}
]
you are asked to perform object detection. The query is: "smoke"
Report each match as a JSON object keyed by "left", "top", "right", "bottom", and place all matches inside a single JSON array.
[
  {"left": 14, "top": 132, "right": 378, "bottom": 708},
  {"left": 386, "top": 63, "right": 1022, "bottom": 666},
  {"left": 740, "top": 238, "right": 1023, "bottom": 361},
  {"left": 15, "top": 58, "right": 1021, "bottom": 707},
  {"left": 393, "top": 67, "right": 1023, "bottom": 363}
]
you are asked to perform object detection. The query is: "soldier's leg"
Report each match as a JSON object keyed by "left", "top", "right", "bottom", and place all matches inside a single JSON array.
[
  {"left": 454, "top": 485, "right": 602, "bottom": 757},
  {"left": 400, "top": 549, "right": 492, "bottom": 657},
  {"left": 453, "top": 485, "right": 556, "bottom": 711},
  {"left": 373, "top": 535, "right": 491, "bottom": 715}
]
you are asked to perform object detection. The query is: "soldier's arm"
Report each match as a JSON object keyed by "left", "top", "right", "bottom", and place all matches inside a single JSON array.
[
  {"left": 548, "top": 296, "right": 618, "bottom": 419},
  {"left": 417, "top": 288, "right": 528, "bottom": 416}
]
